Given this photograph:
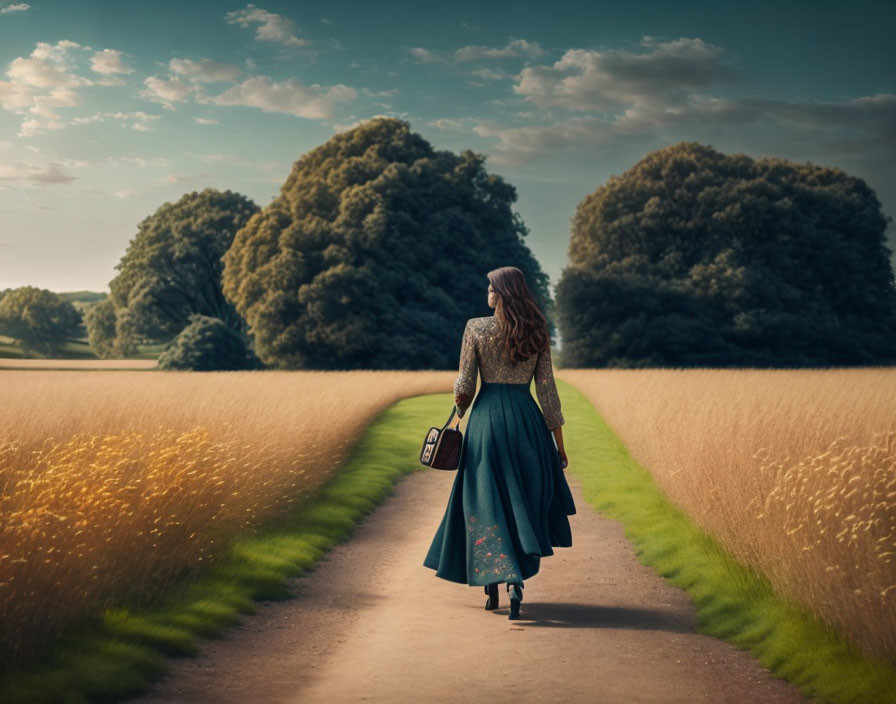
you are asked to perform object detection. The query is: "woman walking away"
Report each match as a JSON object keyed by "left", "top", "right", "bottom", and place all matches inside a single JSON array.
[{"left": 423, "top": 266, "right": 576, "bottom": 620}]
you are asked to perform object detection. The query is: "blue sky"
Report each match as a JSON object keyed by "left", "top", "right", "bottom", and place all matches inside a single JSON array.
[{"left": 1, "top": 0, "right": 894, "bottom": 295}]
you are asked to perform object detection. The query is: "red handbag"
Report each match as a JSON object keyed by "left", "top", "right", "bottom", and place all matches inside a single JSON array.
[{"left": 420, "top": 405, "right": 463, "bottom": 470}]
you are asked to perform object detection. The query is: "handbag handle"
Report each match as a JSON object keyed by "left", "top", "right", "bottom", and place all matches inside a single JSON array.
[{"left": 444, "top": 405, "right": 461, "bottom": 429}]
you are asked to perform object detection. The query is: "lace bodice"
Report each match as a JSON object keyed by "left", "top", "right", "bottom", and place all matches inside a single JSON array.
[{"left": 453, "top": 315, "right": 565, "bottom": 430}]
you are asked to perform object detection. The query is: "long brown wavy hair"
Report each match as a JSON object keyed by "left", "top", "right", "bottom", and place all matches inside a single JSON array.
[{"left": 487, "top": 266, "right": 550, "bottom": 363}]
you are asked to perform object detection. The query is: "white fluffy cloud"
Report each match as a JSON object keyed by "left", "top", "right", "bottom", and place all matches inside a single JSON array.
[
  {"left": 0, "top": 40, "right": 141, "bottom": 135},
  {"left": 225, "top": 4, "right": 307, "bottom": 47},
  {"left": 0, "top": 40, "right": 92, "bottom": 135},
  {"left": 0, "top": 3, "right": 30, "bottom": 13},
  {"left": 6, "top": 40, "right": 90, "bottom": 90},
  {"left": 205, "top": 75, "right": 356, "bottom": 119},
  {"left": 140, "top": 75, "right": 198, "bottom": 109},
  {"left": 90, "top": 49, "right": 134, "bottom": 75}
]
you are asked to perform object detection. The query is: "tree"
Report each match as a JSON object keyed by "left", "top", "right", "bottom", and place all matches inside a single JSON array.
[
  {"left": 556, "top": 142, "right": 896, "bottom": 368},
  {"left": 85, "top": 297, "right": 137, "bottom": 358},
  {"left": 222, "top": 117, "right": 552, "bottom": 369},
  {"left": 0, "top": 286, "right": 82, "bottom": 356},
  {"left": 109, "top": 188, "right": 260, "bottom": 347},
  {"left": 156, "top": 314, "right": 263, "bottom": 371}
]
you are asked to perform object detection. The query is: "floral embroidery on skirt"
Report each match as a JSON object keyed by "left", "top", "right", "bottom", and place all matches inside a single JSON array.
[{"left": 468, "top": 515, "right": 518, "bottom": 581}]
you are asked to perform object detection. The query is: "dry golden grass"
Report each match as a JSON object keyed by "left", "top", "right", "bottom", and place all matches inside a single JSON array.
[
  {"left": 0, "top": 370, "right": 453, "bottom": 668},
  {"left": 557, "top": 367, "right": 896, "bottom": 664}
]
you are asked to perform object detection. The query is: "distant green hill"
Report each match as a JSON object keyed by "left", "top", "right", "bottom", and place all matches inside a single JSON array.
[{"left": 58, "top": 291, "right": 108, "bottom": 304}]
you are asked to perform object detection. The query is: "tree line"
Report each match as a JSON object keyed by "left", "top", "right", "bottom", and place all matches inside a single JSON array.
[{"left": 2, "top": 117, "right": 894, "bottom": 369}]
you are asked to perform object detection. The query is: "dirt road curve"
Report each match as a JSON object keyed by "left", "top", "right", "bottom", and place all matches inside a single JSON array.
[{"left": 132, "top": 468, "right": 812, "bottom": 704}]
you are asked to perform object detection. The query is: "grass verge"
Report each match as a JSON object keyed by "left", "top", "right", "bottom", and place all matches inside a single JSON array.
[
  {"left": 557, "top": 379, "right": 896, "bottom": 704},
  {"left": 0, "top": 393, "right": 441, "bottom": 704}
]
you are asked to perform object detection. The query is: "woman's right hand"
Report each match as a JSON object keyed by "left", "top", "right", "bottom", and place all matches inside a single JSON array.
[{"left": 558, "top": 449, "right": 569, "bottom": 471}]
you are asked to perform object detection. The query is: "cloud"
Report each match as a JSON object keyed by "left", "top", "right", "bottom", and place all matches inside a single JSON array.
[
  {"left": 471, "top": 68, "right": 512, "bottom": 81},
  {"left": 140, "top": 75, "right": 197, "bottom": 109},
  {"left": 139, "top": 57, "right": 241, "bottom": 111},
  {"left": 0, "top": 162, "right": 77, "bottom": 185},
  {"left": 513, "top": 37, "right": 739, "bottom": 113},
  {"left": 498, "top": 35, "right": 895, "bottom": 161},
  {"left": 90, "top": 49, "right": 134, "bottom": 75},
  {"left": 473, "top": 116, "right": 614, "bottom": 165},
  {"left": 0, "top": 3, "right": 29, "bottom": 13},
  {"left": 408, "top": 47, "right": 442, "bottom": 64},
  {"left": 193, "top": 116, "right": 220, "bottom": 125},
  {"left": 428, "top": 118, "right": 466, "bottom": 131},
  {"left": 69, "top": 110, "right": 161, "bottom": 132},
  {"left": 204, "top": 75, "right": 356, "bottom": 118},
  {"left": 454, "top": 38, "right": 546, "bottom": 62},
  {"left": 225, "top": 4, "right": 307, "bottom": 47},
  {"left": 361, "top": 87, "right": 398, "bottom": 98},
  {"left": 169, "top": 58, "right": 241, "bottom": 83},
  {"left": 100, "top": 155, "right": 168, "bottom": 167},
  {"left": 16, "top": 118, "right": 66, "bottom": 137},
  {"left": 473, "top": 91, "right": 896, "bottom": 166},
  {"left": 0, "top": 40, "right": 134, "bottom": 135},
  {"left": 6, "top": 40, "right": 90, "bottom": 90}
]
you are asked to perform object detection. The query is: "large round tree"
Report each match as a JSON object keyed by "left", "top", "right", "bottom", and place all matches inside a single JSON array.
[
  {"left": 223, "top": 117, "right": 552, "bottom": 369},
  {"left": 108, "top": 188, "right": 260, "bottom": 348},
  {"left": 556, "top": 141, "right": 896, "bottom": 368}
]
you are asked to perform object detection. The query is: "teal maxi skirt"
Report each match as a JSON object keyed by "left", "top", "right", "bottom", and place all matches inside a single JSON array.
[{"left": 423, "top": 381, "right": 576, "bottom": 586}]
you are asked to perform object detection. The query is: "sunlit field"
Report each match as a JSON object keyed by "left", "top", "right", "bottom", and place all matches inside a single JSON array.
[
  {"left": 0, "top": 370, "right": 454, "bottom": 669},
  {"left": 5, "top": 366, "right": 894, "bottom": 676},
  {"left": 557, "top": 368, "right": 896, "bottom": 665}
]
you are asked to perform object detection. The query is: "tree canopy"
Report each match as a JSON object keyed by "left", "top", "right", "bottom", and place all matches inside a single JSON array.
[
  {"left": 156, "top": 314, "right": 263, "bottom": 371},
  {"left": 222, "top": 117, "right": 552, "bottom": 369},
  {"left": 556, "top": 141, "right": 896, "bottom": 367},
  {"left": 108, "top": 188, "right": 260, "bottom": 348},
  {"left": 0, "top": 286, "right": 82, "bottom": 356},
  {"left": 85, "top": 297, "right": 137, "bottom": 358}
]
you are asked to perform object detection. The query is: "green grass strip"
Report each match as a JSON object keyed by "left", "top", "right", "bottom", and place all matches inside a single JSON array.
[
  {"left": 557, "top": 379, "right": 896, "bottom": 704},
  {"left": 0, "top": 394, "right": 442, "bottom": 704}
]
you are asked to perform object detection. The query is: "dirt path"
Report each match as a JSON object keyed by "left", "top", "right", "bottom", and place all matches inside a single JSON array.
[{"left": 131, "top": 468, "right": 813, "bottom": 704}]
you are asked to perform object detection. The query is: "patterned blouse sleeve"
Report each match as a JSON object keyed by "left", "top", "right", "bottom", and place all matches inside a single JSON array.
[
  {"left": 453, "top": 319, "right": 478, "bottom": 418},
  {"left": 534, "top": 342, "right": 564, "bottom": 430}
]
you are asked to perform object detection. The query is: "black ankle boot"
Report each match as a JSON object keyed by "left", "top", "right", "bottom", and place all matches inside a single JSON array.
[{"left": 484, "top": 583, "right": 499, "bottom": 610}]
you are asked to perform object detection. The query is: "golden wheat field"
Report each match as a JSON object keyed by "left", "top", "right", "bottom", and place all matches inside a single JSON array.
[
  {"left": 0, "top": 370, "right": 454, "bottom": 668},
  {"left": 557, "top": 368, "right": 896, "bottom": 665},
  {"left": 3, "top": 367, "right": 895, "bottom": 673}
]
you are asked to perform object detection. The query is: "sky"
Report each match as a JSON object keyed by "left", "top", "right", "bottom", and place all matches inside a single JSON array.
[{"left": 1, "top": 0, "right": 894, "bottom": 298}]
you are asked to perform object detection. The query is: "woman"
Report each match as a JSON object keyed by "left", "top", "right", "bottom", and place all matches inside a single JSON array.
[{"left": 423, "top": 266, "right": 576, "bottom": 620}]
